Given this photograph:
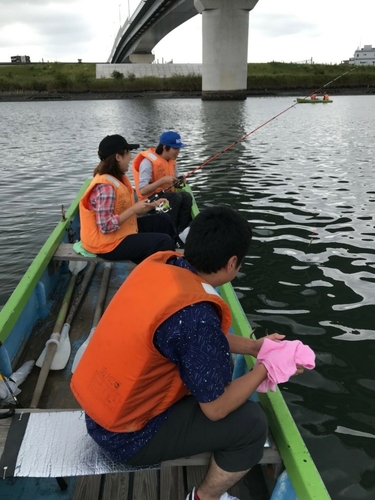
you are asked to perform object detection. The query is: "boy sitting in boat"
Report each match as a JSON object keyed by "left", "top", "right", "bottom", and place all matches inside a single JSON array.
[
  {"left": 132, "top": 131, "right": 192, "bottom": 246},
  {"left": 71, "top": 206, "right": 306, "bottom": 500}
]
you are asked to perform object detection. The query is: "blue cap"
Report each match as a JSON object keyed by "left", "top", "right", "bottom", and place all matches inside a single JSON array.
[{"left": 159, "top": 131, "right": 187, "bottom": 148}]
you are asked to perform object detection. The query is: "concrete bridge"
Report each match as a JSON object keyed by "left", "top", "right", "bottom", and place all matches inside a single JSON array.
[{"left": 106, "top": 0, "right": 259, "bottom": 100}]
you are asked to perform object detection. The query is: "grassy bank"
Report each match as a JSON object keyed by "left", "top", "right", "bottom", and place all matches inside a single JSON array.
[{"left": 0, "top": 62, "right": 375, "bottom": 94}]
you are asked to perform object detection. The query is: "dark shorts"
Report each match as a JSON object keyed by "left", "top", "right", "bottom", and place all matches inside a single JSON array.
[{"left": 126, "top": 396, "right": 268, "bottom": 473}]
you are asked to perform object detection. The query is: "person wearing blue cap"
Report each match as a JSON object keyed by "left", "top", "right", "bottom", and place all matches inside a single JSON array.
[{"left": 132, "top": 131, "right": 192, "bottom": 245}]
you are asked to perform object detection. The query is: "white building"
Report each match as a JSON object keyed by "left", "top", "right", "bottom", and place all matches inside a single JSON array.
[{"left": 349, "top": 45, "right": 375, "bottom": 65}]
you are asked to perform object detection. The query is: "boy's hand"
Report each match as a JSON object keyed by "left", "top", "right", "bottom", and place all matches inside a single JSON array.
[{"left": 251, "top": 333, "right": 285, "bottom": 357}]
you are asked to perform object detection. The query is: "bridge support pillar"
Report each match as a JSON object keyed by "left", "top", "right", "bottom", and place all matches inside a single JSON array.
[
  {"left": 129, "top": 53, "right": 155, "bottom": 63},
  {"left": 194, "top": 0, "right": 258, "bottom": 100}
]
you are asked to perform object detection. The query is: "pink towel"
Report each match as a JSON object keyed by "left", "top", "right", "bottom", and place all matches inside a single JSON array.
[{"left": 255, "top": 338, "right": 315, "bottom": 393}]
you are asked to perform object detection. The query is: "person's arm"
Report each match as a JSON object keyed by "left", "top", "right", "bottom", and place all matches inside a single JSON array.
[
  {"left": 201, "top": 332, "right": 290, "bottom": 420},
  {"left": 155, "top": 301, "right": 268, "bottom": 422},
  {"left": 91, "top": 184, "right": 120, "bottom": 233},
  {"left": 199, "top": 364, "right": 268, "bottom": 421},
  {"left": 91, "top": 184, "right": 158, "bottom": 231},
  {"left": 227, "top": 332, "right": 284, "bottom": 356},
  {"left": 138, "top": 158, "right": 176, "bottom": 197}
]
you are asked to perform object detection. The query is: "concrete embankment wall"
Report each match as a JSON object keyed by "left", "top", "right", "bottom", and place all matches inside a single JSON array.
[{"left": 96, "top": 63, "right": 202, "bottom": 79}]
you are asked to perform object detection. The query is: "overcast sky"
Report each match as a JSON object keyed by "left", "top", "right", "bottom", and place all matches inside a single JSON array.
[{"left": 0, "top": 0, "right": 374, "bottom": 65}]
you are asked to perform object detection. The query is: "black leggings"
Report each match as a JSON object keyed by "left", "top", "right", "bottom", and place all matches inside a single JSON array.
[
  {"left": 126, "top": 396, "right": 268, "bottom": 473},
  {"left": 98, "top": 214, "right": 175, "bottom": 264}
]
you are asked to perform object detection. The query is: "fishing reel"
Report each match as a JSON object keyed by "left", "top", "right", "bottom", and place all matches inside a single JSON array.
[
  {"left": 146, "top": 193, "right": 171, "bottom": 213},
  {"left": 155, "top": 201, "right": 170, "bottom": 213},
  {"left": 174, "top": 176, "right": 186, "bottom": 189}
]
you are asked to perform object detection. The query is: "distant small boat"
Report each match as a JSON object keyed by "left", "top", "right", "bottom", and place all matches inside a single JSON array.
[{"left": 297, "top": 98, "right": 333, "bottom": 103}]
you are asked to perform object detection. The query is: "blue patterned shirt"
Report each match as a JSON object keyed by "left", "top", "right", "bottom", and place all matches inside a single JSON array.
[{"left": 86, "top": 256, "right": 232, "bottom": 462}]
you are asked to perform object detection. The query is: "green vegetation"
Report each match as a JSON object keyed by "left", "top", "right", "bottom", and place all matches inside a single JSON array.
[
  {"left": 0, "top": 61, "right": 374, "bottom": 94},
  {"left": 246, "top": 62, "right": 375, "bottom": 90}
]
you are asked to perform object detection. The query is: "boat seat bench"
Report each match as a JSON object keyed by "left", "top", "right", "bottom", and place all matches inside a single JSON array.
[
  {"left": 53, "top": 242, "right": 183, "bottom": 264},
  {"left": 0, "top": 409, "right": 281, "bottom": 481},
  {"left": 53, "top": 243, "right": 131, "bottom": 263}
]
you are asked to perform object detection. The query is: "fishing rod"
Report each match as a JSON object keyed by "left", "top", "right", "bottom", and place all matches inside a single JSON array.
[{"left": 147, "top": 65, "right": 357, "bottom": 204}]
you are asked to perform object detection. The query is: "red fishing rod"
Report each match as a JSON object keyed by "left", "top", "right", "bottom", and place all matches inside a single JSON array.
[{"left": 148, "top": 65, "right": 357, "bottom": 204}]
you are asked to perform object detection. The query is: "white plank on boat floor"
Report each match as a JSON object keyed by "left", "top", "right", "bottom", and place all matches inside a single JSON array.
[{"left": 0, "top": 410, "right": 165, "bottom": 478}]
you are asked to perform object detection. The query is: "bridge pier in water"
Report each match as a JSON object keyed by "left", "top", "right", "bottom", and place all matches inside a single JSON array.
[{"left": 194, "top": 0, "right": 258, "bottom": 100}]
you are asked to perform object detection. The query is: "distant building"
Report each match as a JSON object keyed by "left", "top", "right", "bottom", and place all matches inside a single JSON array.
[
  {"left": 348, "top": 45, "right": 375, "bottom": 65},
  {"left": 11, "top": 55, "right": 31, "bottom": 64}
]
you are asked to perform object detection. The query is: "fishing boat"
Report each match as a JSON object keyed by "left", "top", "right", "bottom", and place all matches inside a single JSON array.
[
  {"left": 296, "top": 98, "right": 333, "bottom": 103},
  {"left": 0, "top": 179, "right": 331, "bottom": 500}
]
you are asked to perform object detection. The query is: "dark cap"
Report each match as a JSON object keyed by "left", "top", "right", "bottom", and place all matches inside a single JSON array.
[{"left": 98, "top": 134, "right": 139, "bottom": 160}]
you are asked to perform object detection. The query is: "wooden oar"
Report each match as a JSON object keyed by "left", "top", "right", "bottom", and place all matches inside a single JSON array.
[
  {"left": 47, "top": 261, "right": 97, "bottom": 370},
  {"left": 71, "top": 262, "right": 112, "bottom": 373},
  {"left": 31, "top": 260, "right": 93, "bottom": 408}
]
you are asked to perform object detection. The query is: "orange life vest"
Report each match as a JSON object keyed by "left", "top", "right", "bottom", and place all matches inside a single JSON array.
[
  {"left": 71, "top": 251, "right": 232, "bottom": 432},
  {"left": 79, "top": 174, "right": 138, "bottom": 254},
  {"left": 132, "top": 148, "right": 176, "bottom": 201}
]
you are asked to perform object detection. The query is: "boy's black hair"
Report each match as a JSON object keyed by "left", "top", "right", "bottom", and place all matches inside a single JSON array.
[
  {"left": 184, "top": 206, "right": 252, "bottom": 274},
  {"left": 155, "top": 143, "right": 171, "bottom": 155}
]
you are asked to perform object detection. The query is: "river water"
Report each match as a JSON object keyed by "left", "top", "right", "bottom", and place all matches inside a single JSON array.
[{"left": 1, "top": 96, "right": 375, "bottom": 499}]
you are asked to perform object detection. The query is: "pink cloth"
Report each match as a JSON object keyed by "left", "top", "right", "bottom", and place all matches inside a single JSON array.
[{"left": 255, "top": 338, "right": 315, "bottom": 393}]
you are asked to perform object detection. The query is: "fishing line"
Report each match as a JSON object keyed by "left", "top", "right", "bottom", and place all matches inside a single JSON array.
[
  {"left": 182, "top": 67, "right": 356, "bottom": 180},
  {"left": 148, "top": 65, "right": 357, "bottom": 203}
]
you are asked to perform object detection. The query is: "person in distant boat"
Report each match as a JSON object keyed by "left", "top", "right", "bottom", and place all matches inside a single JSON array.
[
  {"left": 323, "top": 92, "right": 330, "bottom": 101},
  {"left": 71, "top": 206, "right": 307, "bottom": 500},
  {"left": 311, "top": 93, "right": 317, "bottom": 100},
  {"left": 132, "top": 131, "right": 192, "bottom": 246},
  {"left": 79, "top": 134, "right": 176, "bottom": 264}
]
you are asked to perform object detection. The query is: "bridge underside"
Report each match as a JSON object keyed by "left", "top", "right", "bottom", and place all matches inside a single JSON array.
[
  {"left": 109, "top": 0, "right": 259, "bottom": 100},
  {"left": 111, "top": 0, "right": 197, "bottom": 63}
]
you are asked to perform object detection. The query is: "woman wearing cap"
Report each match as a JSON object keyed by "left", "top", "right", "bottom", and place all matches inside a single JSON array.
[
  {"left": 79, "top": 134, "right": 176, "bottom": 264},
  {"left": 132, "top": 131, "right": 192, "bottom": 245}
]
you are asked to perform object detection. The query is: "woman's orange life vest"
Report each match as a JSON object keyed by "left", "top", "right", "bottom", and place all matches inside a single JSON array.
[
  {"left": 71, "top": 251, "right": 232, "bottom": 433},
  {"left": 79, "top": 174, "right": 138, "bottom": 254},
  {"left": 132, "top": 148, "right": 176, "bottom": 201}
]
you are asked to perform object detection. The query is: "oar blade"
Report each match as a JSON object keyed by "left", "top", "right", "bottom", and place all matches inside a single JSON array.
[
  {"left": 69, "top": 260, "right": 87, "bottom": 275},
  {"left": 50, "top": 323, "right": 72, "bottom": 370},
  {"left": 36, "top": 324, "right": 72, "bottom": 370}
]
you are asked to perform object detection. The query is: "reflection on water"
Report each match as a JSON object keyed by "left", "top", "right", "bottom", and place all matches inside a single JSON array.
[{"left": 1, "top": 96, "right": 375, "bottom": 498}]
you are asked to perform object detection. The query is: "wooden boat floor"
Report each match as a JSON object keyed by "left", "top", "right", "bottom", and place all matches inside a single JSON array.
[
  {"left": 4, "top": 262, "right": 273, "bottom": 500},
  {"left": 18, "top": 262, "right": 127, "bottom": 409}
]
